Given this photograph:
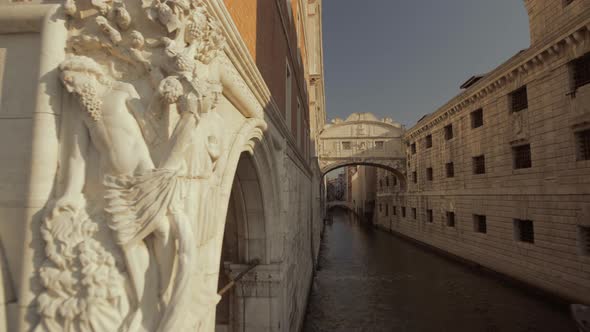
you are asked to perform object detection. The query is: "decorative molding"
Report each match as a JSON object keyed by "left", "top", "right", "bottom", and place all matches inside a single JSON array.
[{"left": 406, "top": 12, "right": 590, "bottom": 140}]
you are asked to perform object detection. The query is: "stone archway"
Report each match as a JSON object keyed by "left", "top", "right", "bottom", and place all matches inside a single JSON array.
[
  {"left": 321, "top": 160, "right": 407, "bottom": 189},
  {"left": 216, "top": 152, "right": 267, "bottom": 331}
]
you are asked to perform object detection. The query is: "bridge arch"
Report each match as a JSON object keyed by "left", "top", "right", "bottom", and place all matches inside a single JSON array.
[{"left": 321, "top": 160, "right": 407, "bottom": 189}]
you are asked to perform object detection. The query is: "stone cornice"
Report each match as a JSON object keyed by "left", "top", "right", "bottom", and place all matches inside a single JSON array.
[{"left": 405, "top": 9, "right": 590, "bottom": 141}]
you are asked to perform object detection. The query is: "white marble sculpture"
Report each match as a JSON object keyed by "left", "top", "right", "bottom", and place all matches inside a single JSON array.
[{"left": 35, "top": 0, "right": 259, "bottom": 331}]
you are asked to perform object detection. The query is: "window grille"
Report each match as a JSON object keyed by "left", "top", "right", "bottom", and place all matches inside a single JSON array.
[
  {"left": 515, "top": 219, "right": 535, "bottom": 243},
  {"left": 510, "top": 86, "right": 528, "bottom": 113},
  {"left": 579, "top": 226, "right": 590, "bottom": 256},
  {"left": 446, "top": 212, "right": 455, "bottom": 227},
  {"left": 471, "top": 108, "right": 484, "bottom": 128},
  {"left": 576, "top": 129, "right": 590, "bottom": 160},
  {"left": 513, "top": 144, "right": 532, "bottom": 169},
  {"left": 473, "top": 155, "right": 486, "bottom": 174},
  {"left": 474, "top": 215, "right": 487, "bottom": 234},
  {"left": 573, "top": 53, "right": 590, "bottom": 90},
  {"left": 425, "top": 135, "right": 433, "bottom": 148},
  {"left": 444, "top": 124, "right": 454, "bottom": 140},
  {"left": 426, "top": 167, "right": 433, "bottom": 181},
  {"left": 446, "top": 162, "right": 455, "bottom": 178},
  {"left": 427, "top": 210, "right": 433, "bottom": 223}
]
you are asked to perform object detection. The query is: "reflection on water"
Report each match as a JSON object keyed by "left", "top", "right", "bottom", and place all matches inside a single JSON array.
[{"left": 303, "top": 211, "right": 576, "bottom": 332}]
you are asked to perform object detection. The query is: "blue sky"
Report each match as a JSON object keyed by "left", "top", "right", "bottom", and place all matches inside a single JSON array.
[{"left": 322, "top": 0, "right": 530, "bottom": 127}]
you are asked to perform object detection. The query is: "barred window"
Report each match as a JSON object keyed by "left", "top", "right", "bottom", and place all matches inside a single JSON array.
[
  {"left": 446, "top": 162, "right": 455, "bottom": 178},
  {"left": 444, "top": 124, "right": 454, "bottom": 140},
  {"left": 402, "top": 207, "right": 406, "bottom": 218},
  {"left": 474, "top": 215, "right": 487, "bottom": 234},
  {"left": 427, "top": 209, "right": 433, "bottom": 223},
  {"left": 412, "top": 208, "right": 417, "bottom": 220},
  {"left": 342, "top": 141, "right": 351, "bottom": 150},
  {"left": 412, "top": 171, "right": 417, "bottom": 183},
  {"left": 426, "top": 167, "right": 433, "bottom": 181},
  {"left": 473, "top": 155, "right": 486, "bottom": 174},
  {"left": 576, "top": 129, "right": 590, "bottom": 160},
  {"left": 510, "top": 86, "right": 528, "bottom": 113},
  {"left": 425, "top": 135, "right": 433, "bottom": 148},
  {"left": 514, "top": 219, "right": 535, "bottom": 243},
  {"left": 471, "top": 108, "right": 484, "bottom": 128},
  {"left": 411, "top": 143, "right": 417, "bottom": 155},
  {"left": 446, "top": 211, "right": 455, "bottom": 227},
  {"left": 571, "top": 53, "right": 590, "bottom": 90},
  {"left": 579, "top": 226, "right": 590, "bottom": 256},
  {"left": 513, "top": 144, "right": 532, "bottom": 169}
]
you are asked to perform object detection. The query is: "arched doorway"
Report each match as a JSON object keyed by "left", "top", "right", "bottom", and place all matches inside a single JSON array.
[{"left": 216, "top": 152, "right": 267, "bottom": 331}]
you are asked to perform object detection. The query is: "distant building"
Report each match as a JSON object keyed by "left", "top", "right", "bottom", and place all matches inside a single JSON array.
[{"left": 375, "top": 0, "right": 590, "bottom": 303}]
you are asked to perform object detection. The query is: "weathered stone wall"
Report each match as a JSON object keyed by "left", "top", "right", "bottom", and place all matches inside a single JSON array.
[{"left": 376, "top": 1, "right": 590, "bottom": 304}]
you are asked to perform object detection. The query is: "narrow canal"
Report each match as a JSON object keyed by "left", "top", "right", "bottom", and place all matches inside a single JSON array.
[{"left": 303, "top": 210, "right": 577, "bottom": 332}]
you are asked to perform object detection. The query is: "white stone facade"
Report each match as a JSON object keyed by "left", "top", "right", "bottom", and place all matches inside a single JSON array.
[
  {"left": 376, "top": 0, "right": 590, "bottom": 304},
  {"left": 0, "top": 1, "right": 325, "bottom": 331}
]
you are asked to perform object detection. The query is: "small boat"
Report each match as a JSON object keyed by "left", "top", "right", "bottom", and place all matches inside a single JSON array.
[{"left": 571, "top": 304, "right": 590, "bottom": 332}]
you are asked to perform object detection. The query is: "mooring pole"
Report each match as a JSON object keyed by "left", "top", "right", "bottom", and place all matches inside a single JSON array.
[{"left": 218, "top": 259, "right": 261, "bottom": 296}]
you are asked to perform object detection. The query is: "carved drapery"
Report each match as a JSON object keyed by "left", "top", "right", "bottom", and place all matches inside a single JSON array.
[{"left": 35, "top": 1, "right": 266, "bottom": 331}]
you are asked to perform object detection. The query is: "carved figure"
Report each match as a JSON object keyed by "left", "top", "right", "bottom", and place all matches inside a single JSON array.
[{"left": 42, "top": 56, "right": 175, "bottom": 331}]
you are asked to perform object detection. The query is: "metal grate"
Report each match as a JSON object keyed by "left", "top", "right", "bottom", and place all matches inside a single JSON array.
[
  {"left": 474, "top": 215, "right": 487, "bottom": 234},
  {"left": 471, "top": 108, "right": 484, "bottom": 128},
  {"left": 425, "top": 135, "right": 433, "bottom": 148},
  {"left": 446, "top": 162, "right": 455, "bottom": 178},
  {"left": 513, "top": 144, "right": 532, "bottom": 169},
  {"left": 446, "top": 211, "right": 455, "bottom": 227},
  {"left": 510, "top": 86, "right": 528, "bottom": 113},
  {"left": 444, "top": 124, "right": 454, "bottom": 140},
  {"left": 473, "top": 155, "right": 486, "bottom": 174},
  {"left": 576, "top": 129, "right": 590, "bottom": 160},
  {"left": 579, "top": 226, "right": 590, "bottom": 255},
  {"left": 427, "top": 209, "right": 433, "bottom": 223},
  {"left": 572, "top": 53, "right": 590, "bottom": 90},
  {"left": 515, "top": 219, "right": 535, "bottom": 243}
]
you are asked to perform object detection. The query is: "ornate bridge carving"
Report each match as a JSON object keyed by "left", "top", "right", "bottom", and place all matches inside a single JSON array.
[{"left": 318, "top": 113, "right": 407, "bottom": 182}]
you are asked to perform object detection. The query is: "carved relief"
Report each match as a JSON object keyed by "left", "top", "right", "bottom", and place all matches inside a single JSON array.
[{"left": 36, "top": 1, "right": 254, "bottom": 331}]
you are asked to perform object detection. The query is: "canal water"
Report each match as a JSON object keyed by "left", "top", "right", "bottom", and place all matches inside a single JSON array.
[{"left": 303, "top": 210, "right": 577, "bottom": 332}]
